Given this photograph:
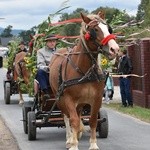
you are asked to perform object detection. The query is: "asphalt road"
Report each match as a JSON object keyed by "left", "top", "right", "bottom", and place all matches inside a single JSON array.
[{"left": 0, "top": 68, "right": 150, "bottom": 150}]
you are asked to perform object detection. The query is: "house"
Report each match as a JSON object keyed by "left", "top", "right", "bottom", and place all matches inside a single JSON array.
[{"left": 0, "top": 37, "right": 13, "bottom": 46}]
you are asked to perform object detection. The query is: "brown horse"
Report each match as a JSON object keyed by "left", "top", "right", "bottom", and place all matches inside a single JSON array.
[
  {"left": 13, "top": 51, "right": 29, "bottom": 105},
  {"left": 49, "top": 11, "right": 119, "bottom": 150}
]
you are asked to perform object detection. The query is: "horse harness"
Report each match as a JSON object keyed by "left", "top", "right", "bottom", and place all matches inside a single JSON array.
[
  {"left": 57, "top": 46, "right": 105, "bottom": 99},
  {"left": 56, "top": 18, "right": 116, "bottom": 99}
]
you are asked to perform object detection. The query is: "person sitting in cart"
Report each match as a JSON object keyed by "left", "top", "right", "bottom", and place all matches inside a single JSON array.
[
  {"left": 6, "top": 41, "right": 27, "bottom": 80},
  {"left": 35, "top": 34, "right": 58, "bottom": 100}
]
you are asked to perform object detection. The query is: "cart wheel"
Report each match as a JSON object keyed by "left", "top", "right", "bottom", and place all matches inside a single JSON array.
[
  {"left": 28, "top": 112, "right": 36, "bottom": 140},
  {"left": 22, "top": 105, "right": 31, "bottom": 134},
  {"left": 97, "top": 109, "right": 108, "bottom": 138},
  {"left": 4, "top": 82, "right": 11, "bottom": 104}
]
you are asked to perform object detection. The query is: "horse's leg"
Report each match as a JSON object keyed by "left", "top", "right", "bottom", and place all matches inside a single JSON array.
[
  {"left": 64, "top": 97, "right": 80, "bottom": 150},
  {"left": 89, "top": 103, "right": 101, "bottom": 150},
  {"left": 18, "top": 85, "right": 24, "bottom": 105},
  {"left": 77, "top": 111, "right": 85, "bottom": 140},
  {"left": 64, "top": 114, "right": 84, "bottom": 149},
  {"left": 64, "top": 114, "right": 72, "bottom": 149}
]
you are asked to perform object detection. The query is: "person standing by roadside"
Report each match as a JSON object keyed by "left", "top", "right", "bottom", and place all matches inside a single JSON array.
[
  {"left": 103, "top": 71, "right": 114, "bottom": 104},
  {"left": 117, "top": 47, "right": 133, "bottom": 107}
]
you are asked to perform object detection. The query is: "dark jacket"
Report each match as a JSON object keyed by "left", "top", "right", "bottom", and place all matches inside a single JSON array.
[{"left": 118, "top": 55, "right": 133, "bottom": 75}]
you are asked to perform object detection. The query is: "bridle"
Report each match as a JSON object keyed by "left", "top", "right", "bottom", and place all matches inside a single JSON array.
[
  {"left": 80, "top": 18, "right": 116, "bottom": 65},
  {"left": 54, "top": 18, "right": 116, "bottom": 98}
]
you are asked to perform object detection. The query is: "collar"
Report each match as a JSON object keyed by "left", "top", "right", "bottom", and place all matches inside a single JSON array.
[{"left": 45, "top": 46, "right": 56, "bottom": 51}]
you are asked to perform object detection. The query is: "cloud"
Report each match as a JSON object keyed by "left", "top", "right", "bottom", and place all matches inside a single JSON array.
[{"left": 0, "top": 0, "right": 141, "bottom": 30}]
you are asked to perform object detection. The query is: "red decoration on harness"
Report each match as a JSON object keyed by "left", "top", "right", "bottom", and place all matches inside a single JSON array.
[
  {"left": 28, "top": 41, "right": 33, "bottom": 47},
  {"left": 49, "top": 18, "right": 82, "bottom": 26},
  {"left": 101, "top": 34, "right": 116, "bottom": 45},
  {"left": 84, "top": 32, "right": 91, "bottom": 40}
]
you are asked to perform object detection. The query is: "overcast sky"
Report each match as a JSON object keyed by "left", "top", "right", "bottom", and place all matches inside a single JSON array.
[{"left": 0, "top": 0, "right": 141, "bottom": 30}]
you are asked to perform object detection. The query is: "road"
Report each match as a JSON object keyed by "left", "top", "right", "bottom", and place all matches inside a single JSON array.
[{"left": 0, "top": 68, "right": 150, "bottom": 150}]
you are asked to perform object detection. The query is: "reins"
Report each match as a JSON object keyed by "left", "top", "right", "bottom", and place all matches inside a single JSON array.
[{"left": 52, "top": 17, "right": 116, "bottom": 99}]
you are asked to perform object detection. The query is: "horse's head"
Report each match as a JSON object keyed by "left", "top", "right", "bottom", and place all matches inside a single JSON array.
[
  {"left": 28, "top": 33, "right": 45, "bottom": 54},
  {"left": 80, "top": 11, "right": 119, "bottom": 60}
]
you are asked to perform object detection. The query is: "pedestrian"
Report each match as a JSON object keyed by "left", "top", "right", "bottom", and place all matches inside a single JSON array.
[
  {"left": 117, "top": 47, "right": 133, "bottom": 107},
  {"left": 103, "top": 71, "right": 114, "bottom": 104},
  {"left": 35, "top": 34, "right": 58, "bottom": 100}
]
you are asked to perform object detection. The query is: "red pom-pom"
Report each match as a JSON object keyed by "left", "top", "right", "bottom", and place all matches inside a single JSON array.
[
  {"left": 28, "top": 41, "right": 33, "bottom": 47},
  {"left": 84, "top": 32, "right": 91, "bottom": 40}
]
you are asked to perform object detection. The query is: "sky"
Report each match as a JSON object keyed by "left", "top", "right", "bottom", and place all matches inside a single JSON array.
[{"left": 0, "top": 0, "right": 141, "bottom": 30}]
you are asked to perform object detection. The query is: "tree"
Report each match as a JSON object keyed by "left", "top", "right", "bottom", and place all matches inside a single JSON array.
[
  {"left": 136, "top": 0, "right": 150, "bottom": 26},
  {"left": 59, "top": 8, "right": 89, "bottom": 37},
  {"left": 0, "top": 25, "right": 13, "bottom": 37},
  {"left": 92, "top": 7, "right": 130, "bottom": 25},
  {"left": 18, "top": 27, "right": 36, "bottom": 43}
]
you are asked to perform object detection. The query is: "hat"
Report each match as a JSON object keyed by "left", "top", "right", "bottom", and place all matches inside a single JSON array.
[
  {"left": 44, "top": 34, "right": 58, "bottom": 41},
  {"left": 19, "top": 41, "right": 25, "bottom": 45}
]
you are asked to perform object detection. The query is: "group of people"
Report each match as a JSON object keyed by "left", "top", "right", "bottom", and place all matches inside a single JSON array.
[{"left": 6, "top": 34, "right": 133, "bottom": 107}]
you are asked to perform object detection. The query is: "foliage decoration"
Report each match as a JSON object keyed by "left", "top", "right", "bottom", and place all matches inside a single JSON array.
[{"left": 100, "top": 55, "right": 114, "bottom": 71}]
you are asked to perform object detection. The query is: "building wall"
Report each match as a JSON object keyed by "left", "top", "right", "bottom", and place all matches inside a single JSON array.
[{"left": 127, "top": 38, "right": 150, "bottom": 108}]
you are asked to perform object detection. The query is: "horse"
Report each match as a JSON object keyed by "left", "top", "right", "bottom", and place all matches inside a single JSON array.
[
  {"left": 13, "top": 51, "right": 30, "bottom": 105},
  {"left": 49, "top": 11, "right": 119, "bottom": 150}
]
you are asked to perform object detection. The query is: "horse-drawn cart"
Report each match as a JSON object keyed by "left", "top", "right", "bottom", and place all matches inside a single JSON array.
[
  {"left": 22, "top": 9, "right": 120, "bottom": 149},
  {"left": 22, "top": 88, "right": 108, "bottom": 141},
  {"left": 3, "top": 51, "right": 29, "bottom": 105}
]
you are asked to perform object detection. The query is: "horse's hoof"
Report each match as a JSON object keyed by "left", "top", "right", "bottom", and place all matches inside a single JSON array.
[
  {"left": 68, "top": 146, "right": 79, "bottom": 150},
  {"left": 66, "top": 143, "right": 71, "bottom": 149},
  {"left": 89, "top": 147, "right": 99, "bottom": 150},
  {"left": 19, "top": 100, "right": 24, "bottom": 106},
  {"left": 89, "top": 143, "right": 99, "bottom": 150}
]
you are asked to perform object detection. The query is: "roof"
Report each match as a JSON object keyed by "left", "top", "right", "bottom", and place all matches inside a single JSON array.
[{"left": 0, "top": 37, "right": 12, "bottom": 47}]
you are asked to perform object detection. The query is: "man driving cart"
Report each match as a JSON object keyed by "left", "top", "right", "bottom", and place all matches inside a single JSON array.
[{"left": 35, "top": 34, "right": 58, "bottom": 100}]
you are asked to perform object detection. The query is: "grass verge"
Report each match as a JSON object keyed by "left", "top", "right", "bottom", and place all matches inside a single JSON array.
[{"left": 103, "top": 103, "right": 150, "bottom": 123}]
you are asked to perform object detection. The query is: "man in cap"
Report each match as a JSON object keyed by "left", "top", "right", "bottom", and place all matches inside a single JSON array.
[
  {"left": 35, "top": 34, "right": 58, "bottom": 99},
  {"left": 117, "top": 47, "right": 133, "bottom": 107}
]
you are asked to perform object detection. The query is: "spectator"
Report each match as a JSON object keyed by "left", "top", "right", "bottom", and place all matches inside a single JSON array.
[
  {"left": 103, "top": 72, "right": 114, "bottom": 104},
  {"left": 117, "top": 47, "right": 133, "bottom": 107}
]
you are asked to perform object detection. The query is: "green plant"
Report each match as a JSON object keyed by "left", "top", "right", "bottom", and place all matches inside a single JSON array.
[{"left": 100, "top": 55, "right": 114, "bottom": 71}]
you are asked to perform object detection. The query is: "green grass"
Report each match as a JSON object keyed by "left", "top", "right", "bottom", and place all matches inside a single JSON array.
[{"left": 103, "top": 103, "right": 150, "bottom": 123}]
